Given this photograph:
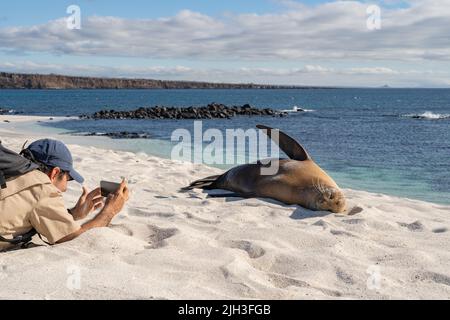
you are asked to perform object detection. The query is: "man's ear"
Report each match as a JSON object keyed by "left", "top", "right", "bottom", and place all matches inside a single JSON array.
[{"left": 49, "top": 167, "right": 61, "bottom": 181}]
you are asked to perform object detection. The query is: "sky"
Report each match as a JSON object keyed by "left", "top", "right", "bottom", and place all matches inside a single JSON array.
[{"left": 0, "top": 0, "right": 449, "bottom": 87}]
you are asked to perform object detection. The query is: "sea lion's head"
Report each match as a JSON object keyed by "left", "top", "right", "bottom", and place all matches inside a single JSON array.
[
  {"left": 255, "top": 124, "right": 348, "bottom": 214},
  {"left": 313, "top": 186, "right": 347, "bottom": 213},
  {"left": 294, "top": 163, "right": 347, "bottom": 213}
]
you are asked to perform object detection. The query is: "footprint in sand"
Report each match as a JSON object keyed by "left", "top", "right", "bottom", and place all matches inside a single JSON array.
[
  {"left": 226, "top": 240, "right": 266, "bottom": 259},
  {"left": 268, "top": 273, "right": 342, "bottom": 297},
  {"left": 145, "top": 225, "right": 179, "bottom": 249},
  {"left": 330, "top": 229, "right": 357, "bottom": 237},
  {"left": 341, "top": 218, "right": 367, "bottom": 230},
  {"left": 413, "top": 271, "right": 450, "bottom": 287},
  {"left": 335, "top": 267, "right": 355, "bottom": 285},
  {"left": 397, "top": 220, "right": 425, "bottom": 232},
  {"left": 110, "top": 224, "right": 134, "bottom": 236},
  {"left": 183, "top": 212, "right": 220, "bottom": 225},
  {"left": 219, "top": 266, "right": 254, "bottom": 295},
  {"left": 268, "top": 273, "right": 309, "bottom": 289},
  {"left": 154, "top": 195, "right": 178, "bottom": 199},
  {"left": 311, "top": 219, "right": 330, "bottom": 230},
  {"left": 129, "top": 208, "right": 175, "bottom": 218},
  {"left": 342, "top": 218, "right": 366, "bottom": 225},
  {"left": 348, "top": 206, "right": 364, "bottom": 216}
]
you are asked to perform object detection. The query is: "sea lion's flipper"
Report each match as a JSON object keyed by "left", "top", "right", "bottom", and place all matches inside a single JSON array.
[
  {"left": 256, "top": 125, "right": 310, "bottom": 161},
  {"left": 181, "top": 175, "right": 221, "bottom": 191}
]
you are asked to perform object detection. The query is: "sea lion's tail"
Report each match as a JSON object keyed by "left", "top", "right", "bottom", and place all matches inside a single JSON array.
[{"left": 181, "top": 175, "right": 221, "bottom": 191}]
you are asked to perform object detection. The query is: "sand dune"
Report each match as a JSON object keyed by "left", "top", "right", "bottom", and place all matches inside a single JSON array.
[{"left": 0, "top": 118, "right": 449, "bottom": 299}]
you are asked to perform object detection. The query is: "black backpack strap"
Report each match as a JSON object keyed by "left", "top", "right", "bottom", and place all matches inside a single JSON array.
[
  {"left": 0, "top": 229, "right": 37, "bottom": 246},
  {"left": 0, "top": 170, "right": 6, "bottom": 189}
]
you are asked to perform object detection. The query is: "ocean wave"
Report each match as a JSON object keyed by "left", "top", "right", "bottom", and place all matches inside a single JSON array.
[
  {"left": 404, "top": 111, "right": 450, "bottom": 120},
  {"left": 280, "top": 106, "right": 315, "bottom": 113}
]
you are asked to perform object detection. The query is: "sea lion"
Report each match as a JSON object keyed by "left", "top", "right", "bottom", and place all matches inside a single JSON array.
[{"left": 183, "top": 125, "right": 347, "bottom": 213}]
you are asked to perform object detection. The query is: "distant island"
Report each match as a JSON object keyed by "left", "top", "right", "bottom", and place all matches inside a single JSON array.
[{"left": 0, "top": 72, "right": 334, "bottom": 90}]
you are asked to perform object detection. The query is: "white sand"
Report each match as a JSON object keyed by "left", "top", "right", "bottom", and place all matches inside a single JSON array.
[{"left": 0, "top": 116, "right": 449, "bottom": 300}]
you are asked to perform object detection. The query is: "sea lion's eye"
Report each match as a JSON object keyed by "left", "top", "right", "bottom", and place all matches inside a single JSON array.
[{"left": 329, "top": 193, "right": 334, "bottom": 200}]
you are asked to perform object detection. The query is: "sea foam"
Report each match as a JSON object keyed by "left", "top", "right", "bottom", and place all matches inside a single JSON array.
[
  {"left": 405, "top": 111, "right": 450, "bottom": 120},
  {"left": 281, "top": 105, "right": 315, "bottom": 113}
]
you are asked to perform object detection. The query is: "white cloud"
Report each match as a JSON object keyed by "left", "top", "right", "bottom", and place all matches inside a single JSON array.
[
  {"left": 346, "top": 67, "right": 399, "bottom": 75},
  {"left": 0, "top": 1, "right": 449, "bottom": 86},
  {"left": 303, "top": 65, "right": 333, "bottom": 73},
  {"left": 0, "top": 1, "right": 449, "bottom": 61},
  {"left": 0, "top": 61, "right": 193, "bottom": 78}
]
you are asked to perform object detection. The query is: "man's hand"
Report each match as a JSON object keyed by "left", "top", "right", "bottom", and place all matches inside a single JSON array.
[
  {"left": 57, "top": 180, "right": 130, "bottom": 244},
  {"left": 102, "top": 179, "right": 130, "bottom": 218},
  {"left": 70, "top": 187, "right": 104, "bottom": 220}
]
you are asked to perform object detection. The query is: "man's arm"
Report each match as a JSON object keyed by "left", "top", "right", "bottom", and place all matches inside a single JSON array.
[
  {"left": 57, "top": 207, "right": 115, "bottom": 242},
  {"left": 57, "top": 180, "right": 129, "bottom": 244}
]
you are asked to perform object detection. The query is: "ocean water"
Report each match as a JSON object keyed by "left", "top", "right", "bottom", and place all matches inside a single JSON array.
[{"left": 1, "top": 88, "right": 449, "bottom": 204}]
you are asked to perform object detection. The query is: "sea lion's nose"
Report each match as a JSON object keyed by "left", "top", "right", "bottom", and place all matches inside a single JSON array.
[{"left": 335, "top": 198, "right": 347, "bottom": 213}]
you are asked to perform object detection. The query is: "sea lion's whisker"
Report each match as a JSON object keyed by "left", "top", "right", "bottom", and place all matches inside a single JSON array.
[
  {"left": 312, "top": 179, "right": 321, "bottom": 194},
  {"left": 317, "top": 179, "right": 326, "bottom": 194}
]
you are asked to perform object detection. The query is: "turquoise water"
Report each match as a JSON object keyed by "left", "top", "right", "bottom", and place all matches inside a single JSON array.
[{"left": 1, "top": 88, "right": 449, "bottom": 204}]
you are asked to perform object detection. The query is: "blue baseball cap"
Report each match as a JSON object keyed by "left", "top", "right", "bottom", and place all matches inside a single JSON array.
[{"left": 27, "top": 139, "right": 84, "bottom": 184}]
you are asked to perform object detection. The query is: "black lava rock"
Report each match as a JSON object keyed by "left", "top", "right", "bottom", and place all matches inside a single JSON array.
[
  {"left": 79, "top": 103, "right": 288, "bottom": 120},
  {"left": 81, "top": 132, "right": 151, "bottom": 139},
  {"left": 0, "top": 108, "right": 12, "bottom": 115}
]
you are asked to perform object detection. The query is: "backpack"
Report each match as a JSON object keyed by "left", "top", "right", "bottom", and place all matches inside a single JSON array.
[
  {"left": 0, "top": 140, "right": 38, "bottom": 189},
  {"left": 0, "top": 140, "right": 39, "bottom": 246}
]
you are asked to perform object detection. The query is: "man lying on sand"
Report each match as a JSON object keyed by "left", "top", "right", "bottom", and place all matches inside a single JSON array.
[{"left": 0, "top": 139, "right": 129, "bottom": 252}]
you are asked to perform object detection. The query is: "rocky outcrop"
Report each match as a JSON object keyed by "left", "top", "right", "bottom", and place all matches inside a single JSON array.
[
  {"left": 80, "top": 132, "right": 151, "bottom": 139},
  {"left": 80, "top": 103, "right": 287, "bottom": 120},
  {"left": 0, "top": 108, "right": 14, "bottom": 115},
  {"left": 0, "top": 72, "right": 329, "bottom": 90}
]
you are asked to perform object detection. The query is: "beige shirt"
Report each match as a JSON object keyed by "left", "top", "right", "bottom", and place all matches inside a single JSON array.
[{"left": 0, "top": 170, "right": 80, "bottom": 251}]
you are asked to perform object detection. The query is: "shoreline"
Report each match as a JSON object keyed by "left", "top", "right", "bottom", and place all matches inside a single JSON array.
[
  {"left": 1, "top": 114, "right": 448, "bottom": 209},
  {"left": 0, "top": 115, "right": 449, "bottom": 299},
  {"left": 1, "top": 114, "right": 448, "bottom": 206}
]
